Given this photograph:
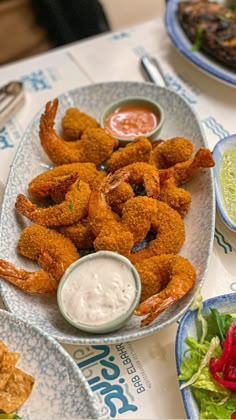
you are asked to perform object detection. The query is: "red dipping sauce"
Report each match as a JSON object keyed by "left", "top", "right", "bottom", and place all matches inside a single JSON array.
[{"left": 104, "top": 105, "right": 160, "bottom": 139}]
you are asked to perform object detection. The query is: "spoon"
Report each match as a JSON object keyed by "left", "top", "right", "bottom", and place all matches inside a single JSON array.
[{"left": 0, "top": 81, "right": 25, "bottom": 128}]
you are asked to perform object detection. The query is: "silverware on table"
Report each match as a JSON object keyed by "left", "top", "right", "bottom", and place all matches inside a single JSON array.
[
  {"left": 0, "top": 81, "right": 25, "bottom": 128},
  {"left": 140, "top": 55, "right": 167, "bottom": 87}
]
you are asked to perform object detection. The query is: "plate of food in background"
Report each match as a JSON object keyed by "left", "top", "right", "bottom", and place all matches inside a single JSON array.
[
  {"left": 176, "top": 292, "right": 236, "bottom": 419},
  {"left": 165, "top": 0, "right": 236, "bottom": 87},
  {"left": 0, "top": 81, "right": 215, "bottom": 345},
  {"left": 0, "top": 308, "right": 98, "bottom": 419}
]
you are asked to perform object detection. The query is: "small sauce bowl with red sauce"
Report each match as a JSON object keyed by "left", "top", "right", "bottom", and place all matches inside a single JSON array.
[{"left": 100, "top": 96, "right": 164, "bottom": 145}]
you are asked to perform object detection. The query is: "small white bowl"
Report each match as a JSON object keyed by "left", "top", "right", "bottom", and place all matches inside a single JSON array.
[
  {"left": 176, "top": 293, "right": 236, "bottom": 419},
  {"left": 100, "top": 96, "right": 164, "bottom": 145},
  {"left": 212, "top": 134, "right": 236, "bottom": 232},
  {"left": 57, "top": 251, "right": 142, "bottom": 334}
]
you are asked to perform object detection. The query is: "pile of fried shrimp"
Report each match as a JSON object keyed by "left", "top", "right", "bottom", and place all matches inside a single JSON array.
[{"left": 0, "top": 98, "right": 215, "bottom": 327}]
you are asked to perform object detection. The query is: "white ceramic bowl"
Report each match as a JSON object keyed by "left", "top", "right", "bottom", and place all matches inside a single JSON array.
[
  {"left": 212, "top": 134, "right": 236, "bottom": 232},
  {"left": 176, "top": 293, "right": 236, "bottom": 419},
  {"left": 57, "top": 251, "right": 142, "bottom": 334},
  {"left": 100, "top": 96, "right": 164, "bottom": 145}
]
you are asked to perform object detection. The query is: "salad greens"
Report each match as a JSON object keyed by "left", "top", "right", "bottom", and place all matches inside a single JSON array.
[
  {"left": 179, "top": 302, "right": 236, "bottom": 419},
  {"left": 0, "top": 411, "right": 21, "bottom": 419}
]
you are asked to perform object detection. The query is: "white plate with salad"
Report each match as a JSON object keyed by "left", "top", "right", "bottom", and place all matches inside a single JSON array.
[{"left": 176, "top": 292, "right": 236, "bottom": 420}]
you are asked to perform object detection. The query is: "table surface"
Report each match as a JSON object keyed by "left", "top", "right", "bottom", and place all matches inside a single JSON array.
[{"left": 0, "top": 13, "right": 236, "bottom": 420}]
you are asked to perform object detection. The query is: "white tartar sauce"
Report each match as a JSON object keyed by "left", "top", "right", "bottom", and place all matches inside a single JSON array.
[{"left": 61, "top": 254, "right": 137, "bottom": 326}]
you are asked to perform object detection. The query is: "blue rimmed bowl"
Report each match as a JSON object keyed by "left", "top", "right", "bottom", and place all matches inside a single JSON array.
[
  {"left": 175, "top": 292, "right": 236, "bottom": 419},
  {"left": 212, "top": 134, "right": 236, "bottom": 232},
  {"left": 0, "top": 308, "right": 98, "bottom": 419}
]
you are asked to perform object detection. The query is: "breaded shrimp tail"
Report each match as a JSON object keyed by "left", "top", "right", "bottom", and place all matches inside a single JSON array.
[
  {"left": 40, "top": 98, "right": 58, "bottom": 131},
  {"left": 0, "top": 224, "right": 79, "bottom": 294},
  {"left": 40, "top": 99, "right": 118, "bottom": 166}
]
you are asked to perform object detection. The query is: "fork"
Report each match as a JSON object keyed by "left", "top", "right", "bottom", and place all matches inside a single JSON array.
[{"left": 0, "top": 81, "right": 25, "bottom": 128}]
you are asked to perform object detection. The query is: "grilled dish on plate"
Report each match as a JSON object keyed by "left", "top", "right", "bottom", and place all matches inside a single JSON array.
[
  {"left": 165, "top": 0, "right": 236, "bottom": 87},
  {"left": 177, "top": 0, "right": 236, "bottom": 70},
  {"left": 0, "top": 81, "right": 215, "bottom": 345}
]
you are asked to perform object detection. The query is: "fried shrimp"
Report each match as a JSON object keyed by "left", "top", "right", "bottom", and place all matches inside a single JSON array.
[
  {"left": 159, "top": 178, "right": 192, "bottom": 218},
  {"left": 88, "top": 171, "right": 134, "bottom": 256},
  {"left": 58, "top": 218, "right": 95, "bottom": 249},
  {"left": 88, "top": 172, "right": 157, "bottom": 255},
  {"left": 28, "top": 162, "right": 106, "bottom": 201},
  {"left": 168, "top": 148, "right": 215, "bottom": 185},
  {"left": 93, "top": 222, "right": 134, "bottom": 257},
  {"left": 61, "top": 107, "right": 99, "bottom": 140},
  {"left": 134, "top": 254, "right": 196, "bottom": 326},
  {"left": 149, "top": 137, "right": 194, "bottom": 169},
  {"left": 121, "top": 196, "right": 157, "bottom": 244},
  {"left": 88, "top": 172, "right": 168, "bottom": 256},
  {"left": 77, "top": 128, "right": 119, "bottom": 166},
  {"left": 40, "top": 99, "right": 118, "bottom": 166},
  {"left": 106, "top": 136, "right": 152, "bottom": 172},
  {"left": 93, "top": 194, "right": 158, "bottom": 255},
  {"left": 106, "top": 182, "right": 134, "bottom": 216},
  {"left": 88, "top": 171, "right": 128, "bottom": 230},
  {"left": 158, "top": 148, "right": 215, "bottom": 217},
  {"left": 15, "top": 178, "right": 91, "bottom": 227},
  {"left": 129, "top": 200, "right": 185, "bottom": 263},
  {"left": 0, "top": 224, "right": 79, "bottom": 294},
  {"left": 119, "top": 162, "right": 160, "bottom": 199}
]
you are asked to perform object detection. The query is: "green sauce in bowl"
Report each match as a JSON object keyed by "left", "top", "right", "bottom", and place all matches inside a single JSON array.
[{"left": 220, "top": 147, "right": 236, "bottom": 225}]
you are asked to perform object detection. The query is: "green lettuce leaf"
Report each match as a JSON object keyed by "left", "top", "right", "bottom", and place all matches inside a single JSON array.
[
  {"left": 179, "top": 337, "right": 208, "bottom": 381},
  {"left": 179, "top": 307, "right": 236, "bottom": 419},
  {"left": 190, "top": 286, "right": 208, "bottom": 343},
  {"left": 192, "top": 365, "right": 230, "bottom": 395},
  {"left": 193, "top": 388, "right": 236, "bottom": 419},
  {"left": 179, "top": 336, "right": 220, "bottom": 381},
  {"left": 205, "top": 308, "right": 236, "bottom": 343}
]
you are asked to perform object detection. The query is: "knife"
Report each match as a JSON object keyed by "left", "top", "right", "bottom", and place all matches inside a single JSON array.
[
  {"left": 140, "top": 55, "right": 167, "bottom": 87},
  {"left": 0, "top": 81, "right": 25, "bottom": 128}
]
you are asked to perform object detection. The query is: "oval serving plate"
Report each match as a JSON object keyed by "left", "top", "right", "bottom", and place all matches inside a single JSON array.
[
  {"left": 165, "top": 0, "right": 236, "bottom": 88},
  {"left": 175, "top": 293, "right": 236, "bottom": 419},
  {"left": 212, "top": 134, "right": 236, "bottom": 232},
  {"left": 0, "top": 308, "right": 98, "bottom": 419},
  {"left": 0, "top": 81, "right": 215, "bottom": 345}
]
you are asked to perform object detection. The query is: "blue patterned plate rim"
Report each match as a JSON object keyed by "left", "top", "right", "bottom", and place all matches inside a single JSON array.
[
  {"left": 0, "top": 81, "right": 215, "bottom": 345},
  {"left": 175, "top": 292, "right": 236, "bottom": 419},
  {"left": 0, "top": 308, "right": 99, "bottom": 419},
  {"left": 212, "top": 134, "right": 236, "bottom": 232},
  {"left": 165, "top": 0, "right": 236, "bottom": 87}
]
